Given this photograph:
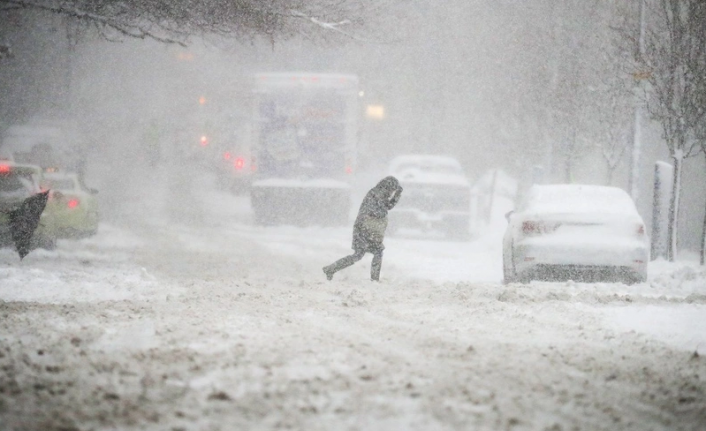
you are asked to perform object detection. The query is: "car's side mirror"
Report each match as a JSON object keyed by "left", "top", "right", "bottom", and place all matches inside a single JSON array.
[{"left": 505, "top": 210, "right": 514, "bottom": 222}]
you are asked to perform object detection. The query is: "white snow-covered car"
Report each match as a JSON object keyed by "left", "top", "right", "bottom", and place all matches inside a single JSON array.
[
  {"left": 503, "top": 184, "right": 649, "bottom": 284},
  {"left": 387, "top": 154, "right": 472, "bottom": 240}
]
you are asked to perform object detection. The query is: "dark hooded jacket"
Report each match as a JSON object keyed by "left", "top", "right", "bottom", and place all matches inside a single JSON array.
[{"left": 352, "top": 176, "right": 402, "bottom": 252}]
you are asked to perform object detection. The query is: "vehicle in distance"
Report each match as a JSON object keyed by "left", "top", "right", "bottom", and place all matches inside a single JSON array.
[
  {"left": 502, "top": 184, "right": 649, "bottom": 284},
  {"left": 387, "top": 154, "right": 472, "bottom": 240},
  {"left": 249, "top": 72, "right": 359, "bottom": 226},
  {"left": 41, "top": 171, "right": 99, "bottom": 239},
  {"left": 213, "top": 144, "right": 252, "bottom": 194},
  {"left": 0, "top": 162, "right": 57, "bottom": 250}
]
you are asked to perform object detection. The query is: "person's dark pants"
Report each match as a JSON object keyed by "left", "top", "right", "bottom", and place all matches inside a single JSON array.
[{"left": 324, "top": 248, "right": 384, "bottom": 281}]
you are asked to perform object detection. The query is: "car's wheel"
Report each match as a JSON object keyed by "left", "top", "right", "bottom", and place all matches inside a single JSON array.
[
  {"left": 502, "top": 246, "right": 516, "bottom": 284},
  {"left": 502, "top": 271, "right": 515, "bottom": 285},
  {"left": 624, "top": 272, "right": 647, "bottom": 285}
]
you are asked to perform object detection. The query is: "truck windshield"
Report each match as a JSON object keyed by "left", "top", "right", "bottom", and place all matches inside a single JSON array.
[{"left": 256, "top": 91, "right": 348, "bottom": 179}]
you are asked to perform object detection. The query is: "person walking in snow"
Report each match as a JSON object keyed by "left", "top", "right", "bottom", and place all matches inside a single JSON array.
[{"left": 323, "top": 176, "right": 403, "bottom": 281}]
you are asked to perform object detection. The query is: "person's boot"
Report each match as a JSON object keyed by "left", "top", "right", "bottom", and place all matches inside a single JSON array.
[
  {"left": 371, "top": 252, "right": 383, "bottom": 281},
  {"left": 323, "top": 265, "right": 334, "bottom": 281}
]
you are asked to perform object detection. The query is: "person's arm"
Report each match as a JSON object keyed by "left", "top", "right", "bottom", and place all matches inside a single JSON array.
[
  {"left": 386, "top": 186, "right": 403, "bottom": 210},
  {"left": 362, "top": 192, "right": 388, "bottom": 218}
]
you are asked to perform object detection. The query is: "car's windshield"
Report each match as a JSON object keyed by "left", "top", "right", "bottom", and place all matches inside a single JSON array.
[{"left": 0, "top": 171, "right": 35, "bottom": 199}]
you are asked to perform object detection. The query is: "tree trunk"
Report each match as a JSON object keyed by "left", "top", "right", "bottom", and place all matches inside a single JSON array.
[
  {"left": 702, "top": 153, "right": 706, "bottom": 265},
  {"left": 666, "top": 154, "right": 683, "bottom": 262},
  {"left": 701, "top": 198, "right": 706, "bottom": 265}
]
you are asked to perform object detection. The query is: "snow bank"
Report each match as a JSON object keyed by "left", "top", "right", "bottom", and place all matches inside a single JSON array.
[{"left": 0, "top": 223, "right": 159, "bottom": 304}]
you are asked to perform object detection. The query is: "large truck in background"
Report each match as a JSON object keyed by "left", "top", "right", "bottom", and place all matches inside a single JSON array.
[{"left": 250, "top": 72, "right": 359, "bottom": 226}]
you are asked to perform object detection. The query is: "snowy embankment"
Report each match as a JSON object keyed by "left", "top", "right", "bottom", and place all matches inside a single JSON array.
[{"left": 1, "top": 171, "right": 705, "bottom": 430}]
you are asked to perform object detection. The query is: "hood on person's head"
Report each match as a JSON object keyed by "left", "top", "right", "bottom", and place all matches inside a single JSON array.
[{"left": 375, "top": 176, "right": 400, "bottom": 193}]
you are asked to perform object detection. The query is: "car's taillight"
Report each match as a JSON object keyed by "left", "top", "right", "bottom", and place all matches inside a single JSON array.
[
  {"left": 223, "top": 151, "right": 232, "bottom": 161},
  {"left": 0, "top": 164, "right": 9, "bottom": 174},
  {"left": 234, "top": 157, "right": 245, "bottom": 170},
  {"left": 521, "top": 221, "right": 558, "bottom": 236},
  {"left": 67, "top": 198, "right": 79, "bottom": 209}
]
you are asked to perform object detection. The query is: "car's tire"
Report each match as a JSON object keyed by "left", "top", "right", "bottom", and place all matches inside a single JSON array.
[
  {"left": 503, "top": 249, "right": 516, "bottom": 284},
  {"left": 624, "top": 273, "right": 647, "bottom": 285}
]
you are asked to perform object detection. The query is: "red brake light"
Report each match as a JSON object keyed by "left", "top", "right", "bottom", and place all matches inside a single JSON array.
[
  {"left": 200, "top": 136, "right": 209, "bottom": 146},
  {"left": 345, "top": 166, "right": 353, "bottom": 174},
  {"left": 522, "top": 221, "right": 540, "bottom": 234},
  {"left": 234, "top": 157, "right": 245, "bottom": 170},
  {"left": 223, "top": 152, "right": 232, "bottom": 160},
  {"left": 67, "top": 198, "right": 79, "bottom": 209},
  {"left": 521, "top": 221, "right": 558, "bottom": 236},
  {"left": 0, "top": 164, "right": 9, "bottom": 174}
]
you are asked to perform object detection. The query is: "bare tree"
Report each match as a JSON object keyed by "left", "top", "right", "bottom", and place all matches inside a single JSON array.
[
  {"left": 690, "top": 3, "right": 706, "bottom": 266},
  {"left": 0, "top": 0, "right": 381, "bottom": 46},
  {"left": 635, "top": 0, "right": 706, "bottom": 261},
  {"left": 594, "top": 31, "right": 634, "bottom": 186},
  {"left": 595, "top": 96, "right": 632, "bottom": 186}
]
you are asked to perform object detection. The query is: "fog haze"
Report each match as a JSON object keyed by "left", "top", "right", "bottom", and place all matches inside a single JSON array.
[{"left": 1, "top": 0, "right": 705, "bottom": 249}]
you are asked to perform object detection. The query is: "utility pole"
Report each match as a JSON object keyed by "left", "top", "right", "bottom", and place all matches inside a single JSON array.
[{"left": 629, "top": 0, "right": 646, "bottom": 204}]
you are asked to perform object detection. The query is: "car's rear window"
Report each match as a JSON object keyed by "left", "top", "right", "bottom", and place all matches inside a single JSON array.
[
  {"left": 43, "top": 179, "right": 75, "bottom": 190},
  {"left": 0, "top": 172, "right": 35, "bottom": 197}
]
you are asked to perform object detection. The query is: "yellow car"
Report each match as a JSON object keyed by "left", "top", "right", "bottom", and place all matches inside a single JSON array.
[{"left": 41, "top": 171, "right": 99, "bottom": 239}]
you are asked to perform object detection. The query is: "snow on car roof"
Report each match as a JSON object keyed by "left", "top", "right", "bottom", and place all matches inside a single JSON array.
[
  {"left": 389, "top": 154, "right": 463, "bottom": 171},
  {"left": 525, "top": 184, "right": 638, "bottom": 215},
  {"left": 388, "top": 154, "right": 469, "bottom": 186}
]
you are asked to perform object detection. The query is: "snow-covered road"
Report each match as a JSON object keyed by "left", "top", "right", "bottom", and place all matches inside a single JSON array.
[{"left": 1, "top": 177, "right": 705, "bottom": 430}]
